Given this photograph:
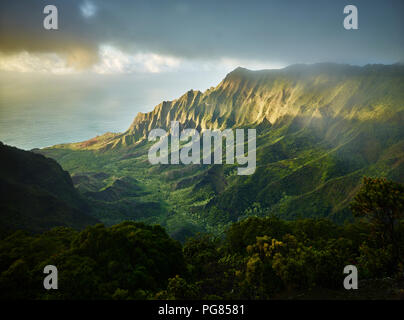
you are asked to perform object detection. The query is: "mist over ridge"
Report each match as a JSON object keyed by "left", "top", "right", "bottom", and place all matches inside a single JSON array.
[{"left": 55, "top": 62, "right": 404, "bottom": 151}]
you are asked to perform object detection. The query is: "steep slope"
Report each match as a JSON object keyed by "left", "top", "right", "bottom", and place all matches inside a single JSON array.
[
  {"left": 0, "top": 142, "right": 98, "bottom": 233},
  {"left": 59, "top": 63, "right": 404, "bottom": 150},
  {"left": 39, "top": 63, "right": 404, "bottom": 234}
]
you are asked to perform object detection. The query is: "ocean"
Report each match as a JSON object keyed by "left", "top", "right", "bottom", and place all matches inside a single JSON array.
[{"left": 0, "top": 71, "right": 224, "bottom": 150}]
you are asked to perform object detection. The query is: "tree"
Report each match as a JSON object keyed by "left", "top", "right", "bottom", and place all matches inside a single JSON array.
[{"left": 350, "top": 177, "right": 404, "bottom": 271}]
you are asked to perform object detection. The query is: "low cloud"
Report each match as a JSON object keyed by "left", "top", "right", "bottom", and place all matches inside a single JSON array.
[
  {"left": 0, "top": 52, "right": 75, "bottom": 74},
  {"left": 0, "top": 0, "right": 402, "bottom": 74},
  {"left": 80, "top": 1, "right": 97, "bottom": 19},
  {"left": 0, "top": 46, "right": 182, "bottom": 75},
  {"left": 0, "top": 44, "right": 285, "bottom": 75},
  {"left": 93, "top": 45, "right": 181, "bottom": 74}
]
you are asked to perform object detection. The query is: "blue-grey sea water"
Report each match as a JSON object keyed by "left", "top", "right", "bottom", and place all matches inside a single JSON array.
[{"left": 0, "top": 71, "right": 223, "bottom": 150}]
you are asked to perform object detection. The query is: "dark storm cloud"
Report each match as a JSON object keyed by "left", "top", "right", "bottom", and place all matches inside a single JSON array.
[{"left": 0, "top": 0, "right": 403, "bottom": 66}]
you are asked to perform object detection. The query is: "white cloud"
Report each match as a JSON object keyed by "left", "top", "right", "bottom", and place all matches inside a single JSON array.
[
  {"left": 0, "top": 52, "right": 75, "bottom": 74},
  {"left": 93, "top": 45, "right": 181, "bottom": 74},
  {"left": 80, "top": 1, "right": 97, "bottom": 18},
  {"left": 218, "top": 57, "right": 285, "bottom": 72},
  {"left": 0, "top": 45, "right": 284, "bottom": 75},
  {"left": 0, "top": 46, "right": 182, "bottom": 75}
]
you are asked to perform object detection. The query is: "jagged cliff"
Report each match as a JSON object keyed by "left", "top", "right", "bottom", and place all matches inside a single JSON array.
[
  {"left": 41, "top": 63, "right": 404, "bottom": 227},
  {"left": 60, "top": 63, "right": 404, "bottom": 150}
]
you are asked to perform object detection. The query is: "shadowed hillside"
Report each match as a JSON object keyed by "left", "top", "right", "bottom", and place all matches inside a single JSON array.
[
  {"left": 37, "top": 63, "right": 404, "bottom": 237},
  {"left": 52, "top": 63, "right": 404, "bottom": 150},
  {"left": 0, "top": 142, "right": 98, "bottom": 234}
]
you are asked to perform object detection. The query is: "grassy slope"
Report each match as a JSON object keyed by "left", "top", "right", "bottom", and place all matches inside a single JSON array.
[
  {"left": 0, "top": 142, "right": 99, "bottom": 233},
  {"left": 37, "top": 64, "right": 404, "bottom": 240}
]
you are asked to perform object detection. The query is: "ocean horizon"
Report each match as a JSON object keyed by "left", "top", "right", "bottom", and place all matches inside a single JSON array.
[{"left": 0, "top": 70, "right": 224, "bottom": 150}]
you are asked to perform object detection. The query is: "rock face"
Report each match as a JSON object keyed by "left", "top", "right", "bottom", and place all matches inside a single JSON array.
[
  {"left": 39, "top": 63, "right": 404, "bottom": 226},
  {"left": 0, "top": 142, "right": 99, "bottom": 233},
  {"left": 66, "top": 63, "right": 404, "bottom": 150}
]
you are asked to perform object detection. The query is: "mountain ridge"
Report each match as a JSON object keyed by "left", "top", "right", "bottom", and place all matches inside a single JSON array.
[
  {"left": 48, "top": 63, "right": 404, "bottom": 151},
  {"left": 0, "top": 142, "right": 99, "bottom": 233},
  {"left": 37, "top": 63, "right": 404, "bottom": 235}
]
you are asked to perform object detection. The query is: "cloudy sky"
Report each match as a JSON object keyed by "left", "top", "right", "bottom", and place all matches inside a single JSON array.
[
  {"left": 1, "top": 0, "right": 403, "bottom": 74},
  {"left": 0, "top": 0, "right": 403, "bottom": 149}
]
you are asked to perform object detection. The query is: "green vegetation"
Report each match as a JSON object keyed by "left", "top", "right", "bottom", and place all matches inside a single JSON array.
[
  {"left": 1, "top": 64, "right": 403, "bottom": 299},
  {"left": 35, "top": 64, "right": 404, "bottom": 238},
  {"left": 0, "top": 142, "right": 98, "bottom": 235},
  {"left": 0, "top": 178, "right": 403, "bottom": 300},
  {"left": 350, "top": 177, "right": 404, "bottom": 276},
  {"left": 0, "top": 222, "right": 185, "bottom": 299}
]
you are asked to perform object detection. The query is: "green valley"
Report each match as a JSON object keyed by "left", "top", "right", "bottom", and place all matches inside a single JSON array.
[
  {"left": 34, "top": 63, "right": 404, "bottom": 241},
  {"left": 1, "top": 63, "right": 404, "bottom": 300}
]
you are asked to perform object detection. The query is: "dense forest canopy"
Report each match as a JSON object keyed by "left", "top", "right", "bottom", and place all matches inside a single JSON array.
[{"left": 1, "top": 177, "right": 403, "bottom": 300}]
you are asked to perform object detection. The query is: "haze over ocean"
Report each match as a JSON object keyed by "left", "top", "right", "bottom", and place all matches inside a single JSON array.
[
  {"left": 1, "top": 1, "right": 402, "bottom": 150},
  {"left": 0, "top": 70, "right": 225, "bottom": 150}
]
